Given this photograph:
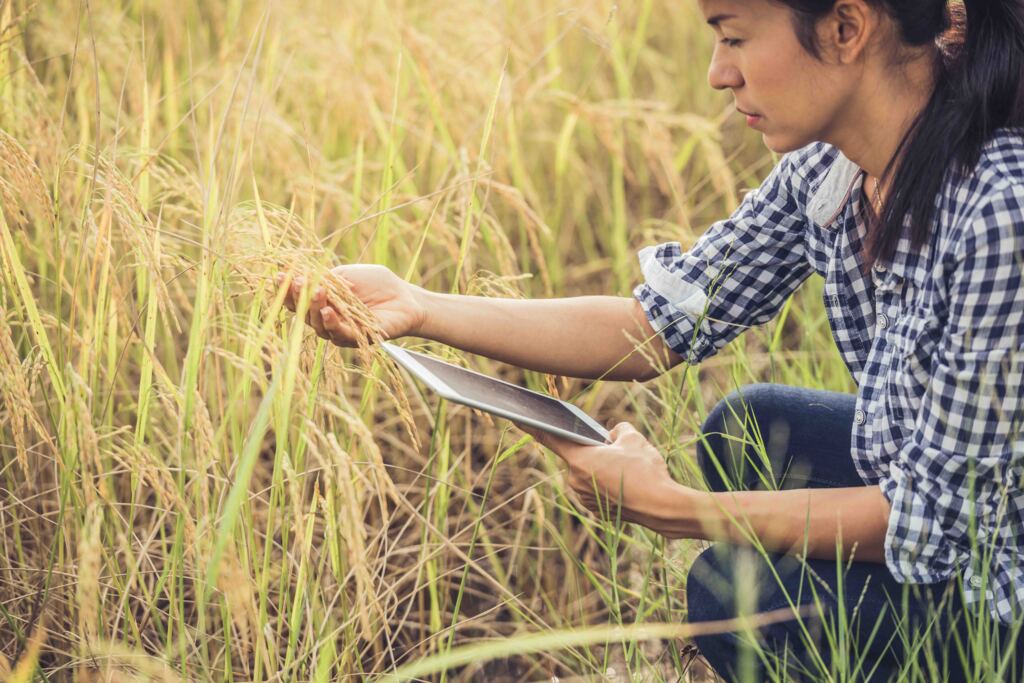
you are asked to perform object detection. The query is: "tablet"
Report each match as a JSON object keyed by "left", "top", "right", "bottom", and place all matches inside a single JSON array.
[{"left": 381, "top": 342, "right": 611, "bottom": 447}]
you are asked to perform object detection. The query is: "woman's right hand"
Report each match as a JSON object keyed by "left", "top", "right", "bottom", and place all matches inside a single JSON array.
[{"left": 276, "top": 264, "right": 429, "bottom": 347}]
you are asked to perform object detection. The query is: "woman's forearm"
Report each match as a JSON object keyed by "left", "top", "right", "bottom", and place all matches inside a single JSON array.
[
  {"left": 412, "top": 291, "right": 682, "bottom": 381},
  {"left": 657, "top": 483, "right": 892, "bottom": 562}
]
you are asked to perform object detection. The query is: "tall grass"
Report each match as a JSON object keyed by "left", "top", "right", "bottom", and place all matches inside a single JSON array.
[{"left": 3, "top": 0, "right": 1003, "bottom": 680}]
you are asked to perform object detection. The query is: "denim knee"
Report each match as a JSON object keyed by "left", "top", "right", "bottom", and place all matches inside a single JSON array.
[
  {"left": 686, "top": 546, "right": 740, "bottom": 676},
  {"left": 686, "top": 544, "right": 828, "bottom": 682},
  {"left": 696, "top": 383, "right": 778, "bottom": 493},
  {"left": 687, "top": 544, "right": 791, "bottom": 681}
]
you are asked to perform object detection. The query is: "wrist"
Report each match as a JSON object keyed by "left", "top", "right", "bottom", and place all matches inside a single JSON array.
[
  {"left": 410, "top": 286, "right": 441, "bottom": 339},
  {"left": 646, "top": 481, "right": 708, "bottom": 540}
]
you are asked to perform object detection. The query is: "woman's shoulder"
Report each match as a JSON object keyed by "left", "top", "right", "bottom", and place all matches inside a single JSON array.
[
  {"left": 974, "top": 127, "right": 1024, "bottom": 191},
  {"left": 947, "top": 128, "right": 1024, "bottom": 219},
  {"left": 941, "top": 128, "right": 1024, "bottom": 257}
]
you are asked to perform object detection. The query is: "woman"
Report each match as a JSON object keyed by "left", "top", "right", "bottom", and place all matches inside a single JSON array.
[{"left": 280, "top": 0, "right": 1024, "bottom": 679}]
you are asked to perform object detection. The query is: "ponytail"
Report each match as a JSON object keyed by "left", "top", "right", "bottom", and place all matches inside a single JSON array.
[
  {"left": 957, "top": 0, "right": 1024, "bottom": 143},
  {"left": 870, "top": 0, "right": 1024, "bottom": 267},
  {"left": 779, "top": 0, "right": 1024, "bottom": 268}
]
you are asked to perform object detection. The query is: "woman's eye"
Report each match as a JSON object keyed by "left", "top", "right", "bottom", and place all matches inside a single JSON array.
[{"left": 719, "top": 38, "right": 743, "bottom": 47}]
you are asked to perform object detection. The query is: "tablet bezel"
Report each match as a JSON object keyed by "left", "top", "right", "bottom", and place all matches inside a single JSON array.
[{"left": 381, "top": 342, "right": 611, "bottom": 447}]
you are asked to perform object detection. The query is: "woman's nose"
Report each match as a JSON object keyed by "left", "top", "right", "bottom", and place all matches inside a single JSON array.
[{"left": 707, "top": 48, "right": 743, "bottom": 91}]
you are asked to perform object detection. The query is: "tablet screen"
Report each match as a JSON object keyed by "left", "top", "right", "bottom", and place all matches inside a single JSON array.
[{"left": 401, "top": 349, "right": 608, "bottom": 444}]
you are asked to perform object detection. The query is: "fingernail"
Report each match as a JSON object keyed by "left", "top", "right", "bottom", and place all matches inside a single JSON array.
[{"left": 320, "top": 307, "right": 332, "bottom": 318}]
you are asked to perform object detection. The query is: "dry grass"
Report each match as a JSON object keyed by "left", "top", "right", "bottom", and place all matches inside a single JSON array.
[{"left": 0, "top": 0, "right": 864, "bottom": 680}]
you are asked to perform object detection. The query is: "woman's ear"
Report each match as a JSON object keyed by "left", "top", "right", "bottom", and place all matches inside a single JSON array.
[{"left": 817, "top": 0, "right": 876, "bottom": 65}]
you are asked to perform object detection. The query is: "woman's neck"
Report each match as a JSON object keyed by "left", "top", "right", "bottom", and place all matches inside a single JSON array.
[{"left": 828, "top": 50, "right": 939, "bottom": 184}]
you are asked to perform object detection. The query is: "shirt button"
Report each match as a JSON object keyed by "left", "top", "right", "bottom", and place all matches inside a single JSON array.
[
  {"left": 854, "top": 409, "right": 865, "bottom": 425},
  {"left": 970, "top": 574, "right": 984, "bottom": 589},
  {"left": 877, "top": 314, "right": 888, "bottom": 329},
  {"left": 874, "top": 262, "right": 888, "bottom": 273},
  {"left": 831, "top": 295, "right": 840, "bottom": 307}
]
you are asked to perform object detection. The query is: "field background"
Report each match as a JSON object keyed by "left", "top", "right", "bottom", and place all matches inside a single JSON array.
[{"left": 0, "top": 0, "right": 857, "bottom": 680}]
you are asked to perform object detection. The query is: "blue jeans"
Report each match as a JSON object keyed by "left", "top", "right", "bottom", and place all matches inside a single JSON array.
[{"left": 687, "top": 383, "right": 1024, "bottom": 683}]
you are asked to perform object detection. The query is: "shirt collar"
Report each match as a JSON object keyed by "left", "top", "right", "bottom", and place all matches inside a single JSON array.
[{"left": 807, "top": 150, "right": 862, "bottom": 229}]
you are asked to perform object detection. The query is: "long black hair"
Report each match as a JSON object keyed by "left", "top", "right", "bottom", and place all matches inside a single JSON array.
[{"left": 776, "top": 0, "right": 1024, "bottom": 268}]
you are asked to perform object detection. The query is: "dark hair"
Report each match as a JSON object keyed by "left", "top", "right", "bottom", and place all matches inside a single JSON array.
[{"left": 776, "top": 0, "right": 1024, "bottom": 268}]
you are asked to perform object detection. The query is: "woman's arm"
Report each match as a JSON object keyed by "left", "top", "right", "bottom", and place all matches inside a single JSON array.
[
  {"left": 415, "top": 292, "right": 682, "bottom": 382},
  {"left": 657, "top": 484, "right": 892, "bottom": 562},
  {"left": 282, "top": 267, "right": 682, "bottom": 382},
  {"left": 518, "top": 422, "right": 892, "bottom": 563}
]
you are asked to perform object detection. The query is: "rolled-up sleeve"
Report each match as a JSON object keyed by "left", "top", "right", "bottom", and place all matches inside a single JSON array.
[
  {"left": 879, "top": 184, "right": 1024, "bottom": 622},
  {"left": 632, "top": 150, "right": 815, "bottom": 365}
]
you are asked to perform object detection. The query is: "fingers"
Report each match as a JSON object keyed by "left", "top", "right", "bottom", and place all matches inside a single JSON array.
[
  {"left": 513, "top": 421, "right": 544, "bottom": 442},
  {"left": 568, "top": 472, "right": 603, "bottom": 501},
  {"left": 516, "top": 425, "right": 536, "bottom": 440},
  {"left": 275, "top": 272, "right": 298, "bottom": 312},
  {"left": 567, "top": 471, "right": 589, "bottom": 492},
  {"left": 608, "top": 421, "right": 647, "bottom": 447},
  {"left": 276, "top": 272, "right": 359, "bottom": 347},
  {"left": 608, "top": 421, "right": 635, "bottom": 438},
  {"left": 302, "top": 288, "right": 323, "bottom": 337},
  {"left": 566, "top": 477, "right": 618, "bottom": 519},
  {"left": 321, "top": 307, "right": 358, "bottom": 347},
  {"left": 513, "top": 424, "right": 584, "bottom": 468},
  {"left": 520, "top": 423, "right": 552, "bottom": 450},
  {"left": 526, "top": 428, "right": 578, "bottom": 462},
  {"left": 278, "top": 272, "right": 311, "bottom": 315}
]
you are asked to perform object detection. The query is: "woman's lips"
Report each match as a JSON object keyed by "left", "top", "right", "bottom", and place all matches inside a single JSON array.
[{"left": 737, "top": 107, "right": 762, "bottom": 127}]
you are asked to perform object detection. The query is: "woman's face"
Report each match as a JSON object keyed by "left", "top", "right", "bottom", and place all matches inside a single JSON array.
[{"left": 698, "top": 0, "right": 854, "bottom": 153}]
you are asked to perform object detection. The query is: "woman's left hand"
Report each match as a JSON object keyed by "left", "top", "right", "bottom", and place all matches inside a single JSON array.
[{"left": 514, "top": 421, "right": 690, "bottom": 537}]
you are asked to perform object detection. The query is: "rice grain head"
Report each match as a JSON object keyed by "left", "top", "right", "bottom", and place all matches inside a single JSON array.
[
  {"left": 0, "top": 127, "right": 53, "bottom": 231},
  {"left": 0, "top": 308, "right": 53, "bottom": 476},
  {"left": 76, "top": 501, "right": 104, "bottom": 678}
]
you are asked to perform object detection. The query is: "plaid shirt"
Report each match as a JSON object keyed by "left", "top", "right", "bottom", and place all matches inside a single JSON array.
[{"left": 634, "top": 131, "right": 1024, "bottom": 624}]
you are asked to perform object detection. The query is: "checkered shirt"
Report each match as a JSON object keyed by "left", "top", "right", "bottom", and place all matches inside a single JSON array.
[{"left": 634, "top": 130, "right": 1024, "bottom": 624}]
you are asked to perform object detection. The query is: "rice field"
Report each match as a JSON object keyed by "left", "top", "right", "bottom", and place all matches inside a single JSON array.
[{"left": 0, "top": 0, "right": 875, "bottom": 680}]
